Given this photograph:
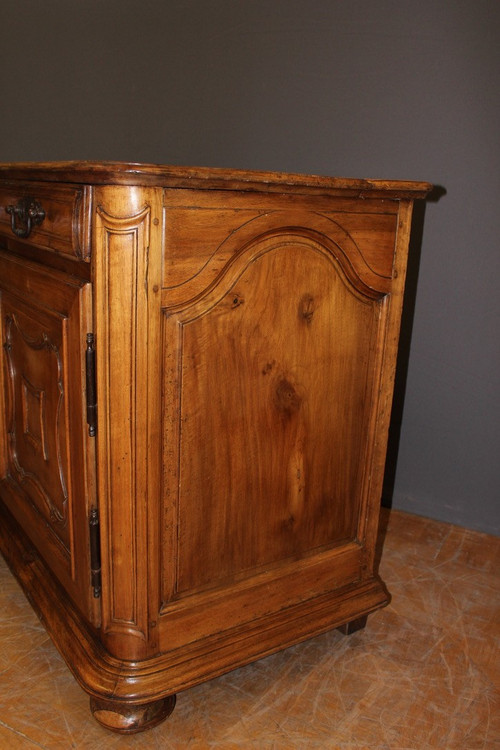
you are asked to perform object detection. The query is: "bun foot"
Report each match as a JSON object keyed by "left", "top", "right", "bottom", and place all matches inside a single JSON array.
[
  {"left": 90, "top": 694, "right": 176, "bottom": 734},
  {"left": 337, "top": 614, "right": 368, "bottom": 635}
]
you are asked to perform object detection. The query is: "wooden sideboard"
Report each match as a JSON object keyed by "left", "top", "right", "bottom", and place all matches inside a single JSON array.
[{"left": 0, "top": 162, "right": 431, "bottom": 733}]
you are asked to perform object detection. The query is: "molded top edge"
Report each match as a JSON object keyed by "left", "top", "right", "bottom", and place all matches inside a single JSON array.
[{"left": 0, "top": 161, "right": 432, "bottom": 198}]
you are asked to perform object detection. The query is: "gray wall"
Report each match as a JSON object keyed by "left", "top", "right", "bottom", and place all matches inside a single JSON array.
[{"left": 1, "top": 1, "right": 499, "bottom": 534}]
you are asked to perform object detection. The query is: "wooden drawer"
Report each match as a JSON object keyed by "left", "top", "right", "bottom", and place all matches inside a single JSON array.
[{"left": 0, "top": 182, "right": 91, "bottom": 260}]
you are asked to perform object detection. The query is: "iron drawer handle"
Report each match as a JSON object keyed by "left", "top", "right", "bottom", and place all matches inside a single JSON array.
[{"left": 6, "top": 197, "right": 46, "bottom": 239}]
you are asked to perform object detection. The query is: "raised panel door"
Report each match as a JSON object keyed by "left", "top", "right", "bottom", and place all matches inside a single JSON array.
[{"left": 0, "top": 252, "right": 97, "bottom": 622}]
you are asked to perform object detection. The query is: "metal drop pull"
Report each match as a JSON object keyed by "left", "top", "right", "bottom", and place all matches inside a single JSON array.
[{"left": 6, "top": 197, "right": 45, "bottom": 238}]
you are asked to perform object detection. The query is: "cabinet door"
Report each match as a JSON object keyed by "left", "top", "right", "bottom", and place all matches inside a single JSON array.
[
  {"left": 0, "top": 252, "right": 97, "bottom": 623},
  {"left": 160, "top": 192, "right": 399, "bottom": 644}
]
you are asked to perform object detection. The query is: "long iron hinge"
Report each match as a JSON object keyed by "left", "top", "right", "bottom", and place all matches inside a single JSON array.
[
  {"left": 86, "top": 332, "right": 97, "bottom": 437},
  {"left": 89, "top": 507, "right": 102, "bottom": 599}
]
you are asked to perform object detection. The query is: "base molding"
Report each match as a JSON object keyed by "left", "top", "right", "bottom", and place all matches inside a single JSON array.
[{"left": 0, "top": 500, "right": 389, "bottom": 731}]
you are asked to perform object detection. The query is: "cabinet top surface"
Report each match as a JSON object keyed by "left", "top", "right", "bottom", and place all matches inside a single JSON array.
[{"left": 0, "top": 161, "right": 431, "bottom": 198}]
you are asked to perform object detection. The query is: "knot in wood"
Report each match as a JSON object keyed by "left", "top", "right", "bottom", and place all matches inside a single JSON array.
[
  {"left": 299, "top": 293, "right": 316, "bottom": 324},
  {"left": 274, "top": 377, "right": 302, "bottom": 416}
]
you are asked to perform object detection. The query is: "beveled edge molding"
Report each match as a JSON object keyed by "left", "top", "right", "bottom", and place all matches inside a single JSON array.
[
  {"left": 73, "top": 185, "right": 93, "bottom": 261},
  {"left": 96, "top": 202, "right": 151, "bottom": 231},
  {"left": 94, "top": 199, "right": 152, "bottom": 653},
  {"left": 0, "top": 162, "right": 434, "bottom": 199},
  {"left": 0, "top": 498, "right": 389, "bottom": 706}
]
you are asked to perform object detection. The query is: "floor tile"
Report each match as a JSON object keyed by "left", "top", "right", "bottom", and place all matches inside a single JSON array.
[{"left": 0, "top": 509, "right": 499, "bottom": 748}]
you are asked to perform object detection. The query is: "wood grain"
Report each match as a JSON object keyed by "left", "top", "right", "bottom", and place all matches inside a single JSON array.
[{"left": 0, "top": 162, "right": 431, "bottom": 732}]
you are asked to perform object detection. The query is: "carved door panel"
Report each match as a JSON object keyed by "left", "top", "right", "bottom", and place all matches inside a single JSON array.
[
  {"left": 0, "top": 253, "right": 96, "bottom": 622},
  {"left": 161, "top": 198, "right": 397, "bottom": 637}
]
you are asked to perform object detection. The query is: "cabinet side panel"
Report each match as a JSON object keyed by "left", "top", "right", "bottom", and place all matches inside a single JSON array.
[{"left": 163, "top": 232, "right": 387, "bottom": 600}]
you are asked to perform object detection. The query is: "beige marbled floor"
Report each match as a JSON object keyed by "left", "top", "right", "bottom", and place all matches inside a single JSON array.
[{"left": 0, "top": 509, "right": 499, "bottom": 749}]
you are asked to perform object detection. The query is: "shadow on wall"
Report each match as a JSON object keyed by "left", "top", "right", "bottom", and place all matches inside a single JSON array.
[{"left": 382, "top": 185, "right": 447, "bottom": 508}]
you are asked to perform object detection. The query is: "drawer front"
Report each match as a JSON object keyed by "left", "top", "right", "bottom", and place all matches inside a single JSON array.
[{"left": 0, "top": 182, "right": 91, "bottom": 260}]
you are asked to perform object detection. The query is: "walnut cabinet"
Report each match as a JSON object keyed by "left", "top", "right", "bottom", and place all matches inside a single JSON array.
[{"left": 0, "top": 162, "right": 430, "bottom": 733}]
